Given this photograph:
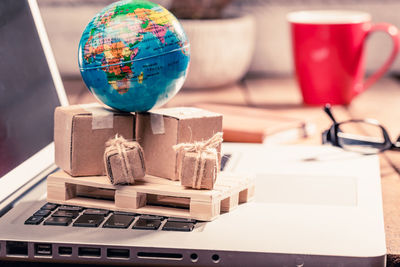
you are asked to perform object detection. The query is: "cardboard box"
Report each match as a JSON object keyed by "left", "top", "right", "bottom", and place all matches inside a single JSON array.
[
  {"left": 136, "top": 107, "right": 222, "bottom": 180},
  {"left": 54, "top": 103, "right": 135, "bottom": 176},
  {"left": 179, "top": 151, "right": 218, "bottom": 190},
  {"left": 104, "top": 139, "right": 145, "bottom": 185}
]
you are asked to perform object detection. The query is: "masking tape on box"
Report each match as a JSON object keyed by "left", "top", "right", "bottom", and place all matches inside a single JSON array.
[
  {"left": 157, "top": 107, "right": 201, "bottom": 119},
  {"left": 150, "top": 113, "right": 165, "bottom": 134},
  {"left": 80, "top": 103, "right": 114, "bottom": 130}
]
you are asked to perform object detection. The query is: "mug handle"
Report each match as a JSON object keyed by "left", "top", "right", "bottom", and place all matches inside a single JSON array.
[{"left": 362, "top": 23, "right": 400, "bottom": 91}]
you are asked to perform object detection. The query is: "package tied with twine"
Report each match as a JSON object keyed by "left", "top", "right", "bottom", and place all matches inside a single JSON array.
[
  {"left": 174, "top": 132, "right": 223, "bottom": 190},
  {"left": 104, "top": 135, "right": 146, "bottom": 185}
]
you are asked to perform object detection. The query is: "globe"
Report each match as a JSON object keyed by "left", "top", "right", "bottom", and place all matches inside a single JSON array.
[{"left": 78, "top": 0, "right": 190, "bottom": 112}]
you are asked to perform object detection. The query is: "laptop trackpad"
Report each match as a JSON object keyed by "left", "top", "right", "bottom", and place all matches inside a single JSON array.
[{"left": 254, "top": 174, "right": 357, "bottom": 206}]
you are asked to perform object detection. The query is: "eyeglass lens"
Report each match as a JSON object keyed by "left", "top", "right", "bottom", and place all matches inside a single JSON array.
[{"left": 337, "top": 121, "right": 386, "bottom": 154}]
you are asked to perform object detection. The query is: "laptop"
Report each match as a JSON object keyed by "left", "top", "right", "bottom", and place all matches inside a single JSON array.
[{"left": 0, "top": 0, "right": 386, "bottom": 266}]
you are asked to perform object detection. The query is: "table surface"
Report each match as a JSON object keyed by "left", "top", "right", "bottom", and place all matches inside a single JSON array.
[{"left": 64, "top": 75, "right": 400, "bottom": 266}]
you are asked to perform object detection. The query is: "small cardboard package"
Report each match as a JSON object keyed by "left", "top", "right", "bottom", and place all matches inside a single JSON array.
[
  {"left": 179, "top": 151, "right": 218, "bottom": 190},
  {"left": 104, "top": 135, "right": 146, "bottom": 185},
  {"left": 54, "top": 103, "right": 135, "bottom": 176},
  {"left": 136, "top": 107, "right": 222, "bottom": 180},
  {"left": 175, "top": 133, "right": 223, "bottom": 190}
]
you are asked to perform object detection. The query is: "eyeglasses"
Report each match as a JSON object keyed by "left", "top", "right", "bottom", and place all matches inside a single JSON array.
[{"left": 322, "top": 104, "right": 400, "bottom": 154}]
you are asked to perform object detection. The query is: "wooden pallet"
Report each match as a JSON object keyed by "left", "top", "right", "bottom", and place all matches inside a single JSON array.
[{"left": 47, "top": 171, "right": 255, "bottom": 221}]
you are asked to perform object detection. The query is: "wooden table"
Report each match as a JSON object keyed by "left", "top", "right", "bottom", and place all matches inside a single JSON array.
[{"left": 64, "top": 75, "right": 400, "bottom": 266}]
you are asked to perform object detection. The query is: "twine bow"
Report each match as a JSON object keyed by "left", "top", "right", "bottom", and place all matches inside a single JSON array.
[
  {"left": 173, "top": 132, "right": 223, "bottom": 189},
  {"left": 104, "top": 134, "right": 143, "bottom": 184}
]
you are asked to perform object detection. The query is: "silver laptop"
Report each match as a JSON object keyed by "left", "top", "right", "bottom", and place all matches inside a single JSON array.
[{"left": 0, "top": 0, "right": 386, "bottom": 266}]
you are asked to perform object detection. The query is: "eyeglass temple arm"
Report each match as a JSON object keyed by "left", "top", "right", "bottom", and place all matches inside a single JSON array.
[
  {"left": 339, "top": 136, "right": 387, "bottom": 147},
  {"left": 324, "top": 104, "right": 338, "bottom": 124}
]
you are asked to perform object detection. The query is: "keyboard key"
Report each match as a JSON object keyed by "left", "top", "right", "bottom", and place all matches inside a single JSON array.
[
  {"left": 73, "top": 214, "right": 104, "bottom": 227},
  {"left": 103, "top": 215, "right": 135, "bottom": 229},
  {"left": 139, "top": 215, "right": 164, "bottom": 220},
  {"left": 113, "top": 211, "right": 139, "bottom": 216},
  {"left": 41, "top": 203, "right": 58, "bottom": 211},
  {"left": 52, "top": 210, "right": 79, "bottom": 218},
  {"left": 44, "top": 217, "right": 72, "bottom": 226},
  {"left": 84, "top": 209, "right": 110, "bottom": 216},
  {"left": 162, "top": 221, "right": 195, "bottom": 232},
  {"left": 133, "top": 218, "right": 162, "bottom": 230},
  {"left": 58, "top": 205, "right": 83, "bottom": 212},
  {"left": 25, "top": 216, "right": 44, "bottom": 225},
  {"left": 167, "top": 217, "right": 197, "bottom": 224},
  {"left": 34, "top": 209, "right": 51, "bottom": 217}
]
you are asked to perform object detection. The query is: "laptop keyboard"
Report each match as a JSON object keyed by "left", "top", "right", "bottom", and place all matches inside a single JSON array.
[{"left": 25, "top": 203, "right": 197, "bottom": 232}]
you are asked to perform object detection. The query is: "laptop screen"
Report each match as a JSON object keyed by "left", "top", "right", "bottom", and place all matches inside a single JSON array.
[{"left": 0, "top": 0, "right": 61, "bottom": 178}]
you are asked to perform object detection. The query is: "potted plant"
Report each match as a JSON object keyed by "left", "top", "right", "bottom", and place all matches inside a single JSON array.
[{"left": 169, "top": 0, "right": 255, "bottom": 89}]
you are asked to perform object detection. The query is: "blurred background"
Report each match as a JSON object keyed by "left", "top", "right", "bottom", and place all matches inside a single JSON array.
[
  {"left": 38, "top": 0, "right": 400, "bottom": 81},
  {"left": 32, "top": 3, "right": 400, "bottom": 260}
]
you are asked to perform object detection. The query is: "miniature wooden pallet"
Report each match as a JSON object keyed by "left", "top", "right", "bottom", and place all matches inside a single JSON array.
[{"left": 47, "top": 171, "right": 255, "bottom": 221}]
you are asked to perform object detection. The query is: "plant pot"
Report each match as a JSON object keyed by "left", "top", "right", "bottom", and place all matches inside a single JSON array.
[{"left": 181, "top": 14, "right": 256, "bottom": 89}]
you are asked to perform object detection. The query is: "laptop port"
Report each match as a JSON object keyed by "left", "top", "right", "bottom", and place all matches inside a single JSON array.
[
  {"left": 190, "top": 253, "right": 198, "bottom": 262},
  {"left": 58, "top": 246, "right": 72, "bottom": 256},
  {"left": 107, "top": 248, "right": 130, "bottom": 259},
  {"left": 34, "top": 243, "right": 52, "bottom": 256},
  {"left": 6, "top": 241, "right": 28, "bottom": 256},
  {"left": 137, "top": 252, "right": 183, "bottom": 260},
  {"left": 212, "top": 254, "right": 220, "bottom": 263},
  {"left": 78, "top": 247, "right": 101, "bottom": 258}
]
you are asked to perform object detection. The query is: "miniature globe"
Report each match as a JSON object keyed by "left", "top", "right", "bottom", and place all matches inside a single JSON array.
[{"left": 78, "top": 0, "right": 190, "bottom": 112}]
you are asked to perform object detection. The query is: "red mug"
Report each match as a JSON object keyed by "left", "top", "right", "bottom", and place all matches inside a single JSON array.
[{"left": 288, "top": 10, "right": 400, "bottom": 105}]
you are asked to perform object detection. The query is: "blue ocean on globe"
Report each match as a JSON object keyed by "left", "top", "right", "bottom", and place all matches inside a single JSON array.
[{"left": 78, "top": 0, "right": 190, "bottom": 112}]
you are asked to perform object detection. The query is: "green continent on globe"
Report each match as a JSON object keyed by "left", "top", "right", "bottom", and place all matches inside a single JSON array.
[{"left": 78, "top": 0, "right": 190, "bottom": 112}]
